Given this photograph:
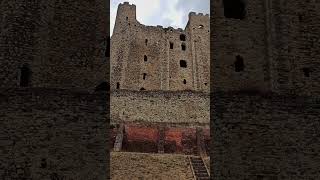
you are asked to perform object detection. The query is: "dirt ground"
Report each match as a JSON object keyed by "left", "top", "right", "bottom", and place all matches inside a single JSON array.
[{"left": 111, "top": 152, "right": 195, "bottom": 180}]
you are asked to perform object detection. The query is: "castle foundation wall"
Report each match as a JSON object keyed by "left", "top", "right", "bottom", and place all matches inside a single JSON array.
[
  {"left": 111, "top": 90, "right": 210, "bottom": 125},
  {"left": 0, "top": 88, "right": 108, "bottom": 179},
  {"left": 211, "top": 92, "right": 320, "bottom": 179}
]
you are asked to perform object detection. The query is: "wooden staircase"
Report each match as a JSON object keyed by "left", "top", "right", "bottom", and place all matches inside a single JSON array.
[{"left": 190, "top": 156, "right": 210, "bottom": 180}]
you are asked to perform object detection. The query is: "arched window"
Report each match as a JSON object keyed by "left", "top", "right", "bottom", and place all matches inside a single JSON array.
[
  {"left": 144, "top": 55, "right": 148, "bottom": 62},
  {"left": 183, "top": 79, "right": 187, "bottom": 84},
  {"left": 20, "top": 64, "right": 31, "bottom": 87}
]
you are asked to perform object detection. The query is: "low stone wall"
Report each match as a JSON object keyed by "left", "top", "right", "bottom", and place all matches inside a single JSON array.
[
  {"left": 212, "top": 91, "right": 320, "bottom": 179},
  {"left": 111, "top": 122, "right": 210, "bottom": 155},
  {"left": 111, "top": 90, "right": 210, "bottom": 125},
  {"left": 0, "top": 88, "right": 108, "bottom": 180}
]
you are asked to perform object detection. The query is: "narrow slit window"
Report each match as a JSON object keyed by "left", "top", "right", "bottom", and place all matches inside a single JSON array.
[
  {"left": 183, "top": 79, "right": 187, "bottom": 84},
  {"left": 116, "top": 82, "right": 120, "bottom": 89},
  {"left": 143, "top": 73, "right": 147, "bottom": 80},
  {"left": 144, "top": 55, "right": 148, "bottom": 62},
  {"left": 145, "top": 39, "right": 148, "bottom": 46},
  {"left": 170, "top": 42, "right": 174, "bottom": 49},
  {"left": 20, "top": 64, "right": 31, "bottom": 87},
  {"left": 234, "top": 55, "right": 244, "bottom": 72}
]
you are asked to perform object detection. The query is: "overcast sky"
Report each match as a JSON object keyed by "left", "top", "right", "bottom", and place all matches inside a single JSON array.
[{"left": 111, "top": 0, "right": 210, "bottom": 34}]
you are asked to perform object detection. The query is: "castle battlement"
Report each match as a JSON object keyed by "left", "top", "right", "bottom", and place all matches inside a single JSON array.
[
  {"left": 111, "top": 3, "right": 210, "bottom": 93},
  {"left": 120, "top": 1, "right": 136, "bottom": 7}
]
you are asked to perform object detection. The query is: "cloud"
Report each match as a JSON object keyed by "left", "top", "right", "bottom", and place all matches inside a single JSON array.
[{"left": 110, "top": 0, "right": 210, "bottom": 35}]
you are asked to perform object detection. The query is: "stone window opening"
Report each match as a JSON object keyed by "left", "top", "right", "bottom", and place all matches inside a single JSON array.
[
  {"left": 234, "top": 55, "right": 244, "bottom": 72},
  {"left": 116, "top": 82, "right": 120, "bottom": 89},
  {"left": 95, "top": 82, "right": 110, "bottom": 91},
  {"left": 140, "top": 87, "right": 146, "bottom": 91},
  {"left": 126, "top": 17, "right": 128, "bottom": 20},
  {"left": 180, "top": 34, "right": 186, "bottom": 41},
  {"left": 302, "top": 68, "right": 310, "bottom": 77},
  {"left": 170, "top": 42, "right": 174, "bottom": 49},
  {"left": 144, "top": 55, "right": 148, "bottom": 62},
  {"left": 183, "top": 79, "right": 187, "bottom": 84},
  {"left": 20, "top": 64, "right": 31, "bottom": 87},
  {"left": 143, "top": 73, "right": 147, "bottom": 80},
  {"left": 204, "top": 83, "right": 208, "bottom": 86},
  {"left": 223, "top": 0, "right": 246, "bottom": 20},
  {"left": 181, "top": 43, "right": 186, "bottom": 51},
  {"left": 180, "top": 60, "right": 187, "bottom": 68},
  {"left": 145, "top": 39, "right": 148, "bottom": 46},
  {"left": 198, "top": 25, "right": 204, "bottom": 29}
]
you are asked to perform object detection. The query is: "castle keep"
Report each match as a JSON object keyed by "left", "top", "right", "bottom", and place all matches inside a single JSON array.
[
  {"left": 0, "top": 1, "right": 109, "bottom": 179},
  {"left": 211, "top": 0, "right": 320, "bottom": 179},
  {"left": 109, "top": 3, "right": 210, "bottom": 175},
  {"left": 111, "top": 2, "right": 210, "bottom": 92}
]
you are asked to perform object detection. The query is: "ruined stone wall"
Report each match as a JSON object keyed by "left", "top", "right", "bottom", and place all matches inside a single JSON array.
[
  {"left": 211, "top": 1, "right": 320, "bottom": 179},
  {"left": 111, "top": 90, "right": 210, "bottom": 125},
  {"left": 0, "top": 88, "right": 108, "bottom": 179},
  {"left": 270, "top": 0, "right": 320, "bottom": 96},
  {"left": 211, "top": 92, "right": 320, "bottom": 179},
  {"left": 211, "top": 0, "right": 320, "bottom": 96},
  {"left": 0, "top": 0, "right": 109, "bottom": 90},
  {"left": 111, "top": 2, "right": 209, "bottom": 92},
  {"left": 211, "top": 0, "right": 270, "bottom": 93}
]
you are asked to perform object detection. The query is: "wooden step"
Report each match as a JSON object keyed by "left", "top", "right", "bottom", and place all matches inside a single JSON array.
[{"left": 189, "top": 156, "right": 210, "bottom": 180}]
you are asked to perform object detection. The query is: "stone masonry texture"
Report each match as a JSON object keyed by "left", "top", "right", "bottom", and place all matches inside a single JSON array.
[
  {"left": 211, "top": 0, "right": 320, "bottom": 179},
  {"left": 0, "top": 0, "right": 109, "bottom": 179}
]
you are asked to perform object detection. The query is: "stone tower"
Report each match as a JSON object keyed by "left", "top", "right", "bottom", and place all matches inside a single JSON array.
[
  {"left": 111, "top": 2, "right": 210, "bottom": 92},
  {"left": 211, "top": 1, "right": 320, "bottom": 179},
  {"left": 212, "top": 0, "right": 320, "bottom": 96},
  {"left": 0, "top": 1, "right": 109, "bottom": 179},
  {"left": 0, "top": 0, "right": 109, "bottom": 90},
  {"left": 211, "top": 0, "right": 271, "bottom": 93}
]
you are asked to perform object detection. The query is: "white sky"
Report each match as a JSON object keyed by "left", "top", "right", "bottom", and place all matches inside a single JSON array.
[{"left": 110, "top": 0, "right": 210, "bottom": 34}]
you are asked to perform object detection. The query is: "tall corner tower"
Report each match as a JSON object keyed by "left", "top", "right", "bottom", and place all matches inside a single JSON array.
[{"left": 211, "top": 0, "right": 271, "bottom": 93}]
